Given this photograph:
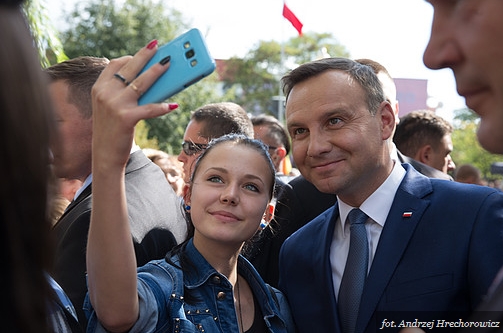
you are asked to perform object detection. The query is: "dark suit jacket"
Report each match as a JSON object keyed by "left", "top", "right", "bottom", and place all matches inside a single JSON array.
[
  {"left": 247, "top": 151, "right": 453, "bottom": 288},
  {"left": 51, "top": 150, "right": 187, "bottom": 329},
  {"left": 278, "top": 164, "right": 503, "bottom": 333}
]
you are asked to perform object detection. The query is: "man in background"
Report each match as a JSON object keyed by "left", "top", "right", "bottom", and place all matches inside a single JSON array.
[
  {"left": 251, "top": 114, "right": 293, "bottom": 184},
  {"left": 455, "top": 164, "right": 484, "bottom": 186},
  {"left": 394, "top": 109, "right": 456, "bottom": 176}
]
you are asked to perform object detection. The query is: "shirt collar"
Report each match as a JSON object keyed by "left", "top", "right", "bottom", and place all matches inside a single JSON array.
[
  {"left": 337, "top": 161, "right": 406, "bottom": 233},
  {"left": 73, "top": 173, "right": 92, "bottom": 201}
]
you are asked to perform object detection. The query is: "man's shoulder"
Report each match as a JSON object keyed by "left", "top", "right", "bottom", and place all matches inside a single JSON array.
[
  {"left": 283, "top": 206, "right": 336, "bottom": 245},
  {"left": 280, "top": 175, "right": 334, "bottom": 203},
  {"left": 125, "top": 151, "right": 176, "bottom": 195}
]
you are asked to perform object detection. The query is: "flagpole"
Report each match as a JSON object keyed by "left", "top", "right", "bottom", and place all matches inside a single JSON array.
[
  {"left": 275, "top": 1, "right": 288, "bottom": 124},
  {"left": 278, "top": 2, "right": 285, "bottom": 125},
  {"left": 278, "top": 1, "right": 302, "bottom": 124}
]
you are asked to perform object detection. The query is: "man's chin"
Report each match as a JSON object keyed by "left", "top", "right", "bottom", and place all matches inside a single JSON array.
[
  {"left": 477, "top": 123, "right": 503, "bottom": 154},
  {"left": 309, "top": 177, "right": 338, "bottom": 195}
]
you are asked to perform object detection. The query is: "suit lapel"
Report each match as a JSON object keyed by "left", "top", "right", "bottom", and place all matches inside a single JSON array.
[
  {"left": 356, "top": 165, "right": 433, "bottom": 333},
  {"left": 322, "top": 204, "right": 344, "bottom": 332}
]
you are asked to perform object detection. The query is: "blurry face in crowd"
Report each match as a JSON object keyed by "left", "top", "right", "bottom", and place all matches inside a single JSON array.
[
  {"left": 178, "top": 120, "right": 209, "bottom": 183},
  {"left": 49, "top": 80, "right": 93, "bottom": 181},
  {"left": 423, "top": 0, "right": 503, "bottom": 154}
]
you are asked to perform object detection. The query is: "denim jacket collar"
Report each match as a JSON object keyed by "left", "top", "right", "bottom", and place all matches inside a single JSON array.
[{"left": 181, "top": 239, "right": 285, "bottom": 323}]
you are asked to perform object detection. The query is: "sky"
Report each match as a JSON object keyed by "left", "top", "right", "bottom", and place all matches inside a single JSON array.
[{"left": 46, "top": 0, "right": 466, "bottom": 122}]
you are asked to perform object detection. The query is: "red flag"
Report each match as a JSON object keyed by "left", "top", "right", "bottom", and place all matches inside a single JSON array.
[{"left": 282, "top": 2, "right": 303, "bottom": 36}]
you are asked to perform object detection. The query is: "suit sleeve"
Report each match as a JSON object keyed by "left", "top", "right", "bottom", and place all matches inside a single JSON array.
[{"left": 468, "top": 189, "right": 503, "bottom": 307}]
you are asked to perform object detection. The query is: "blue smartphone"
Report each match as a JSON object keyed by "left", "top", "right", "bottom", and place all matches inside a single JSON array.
[{"left": 137, "top": 28, "right": 216, "bottom": 105}]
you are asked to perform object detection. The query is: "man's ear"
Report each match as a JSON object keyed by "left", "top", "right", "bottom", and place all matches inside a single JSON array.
[
  {"left": 380, "top": 101, "right": 395, "bottom": 140},
  {"left": 416, "top": 145, "right": 433, "bottom": 164}
]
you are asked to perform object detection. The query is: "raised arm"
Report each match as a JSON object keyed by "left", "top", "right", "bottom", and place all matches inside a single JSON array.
[{"left": 86, "top": 41, "right": 175, "bottom": 332}]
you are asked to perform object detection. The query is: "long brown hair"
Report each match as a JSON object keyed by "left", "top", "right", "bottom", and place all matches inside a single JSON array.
[{"left": 0, "top": 4, "right": 56, "bottom": 332}]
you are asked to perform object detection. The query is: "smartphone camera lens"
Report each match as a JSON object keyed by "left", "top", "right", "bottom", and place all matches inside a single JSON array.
[{"left": 185, "top": 49, "right": 195, "bottom": 59}]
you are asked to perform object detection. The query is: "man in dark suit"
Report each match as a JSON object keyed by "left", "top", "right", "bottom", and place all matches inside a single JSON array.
[
  {"left": 46, "top": 56, "right": 187, "bottom": 329},
  {"left": 251, "top": 59, "right": 451, "bottom": 289},
  {"left": 278, "top": 57, "right": 503, "bottom": 333}
]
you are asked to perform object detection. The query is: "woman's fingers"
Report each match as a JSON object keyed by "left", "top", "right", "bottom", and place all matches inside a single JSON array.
[{"left": 112, "top": 39, "right": 171, "bottom": 102}]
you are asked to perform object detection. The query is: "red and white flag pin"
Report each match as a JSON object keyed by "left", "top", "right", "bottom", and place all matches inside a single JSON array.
[{"left": 402, "top": 212, "right": 413, "bottom": 218}]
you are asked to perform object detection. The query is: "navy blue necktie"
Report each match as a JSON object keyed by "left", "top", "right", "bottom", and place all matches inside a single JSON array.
[{"left": 338, "top": 208, "right": 369, "bottom": 333}]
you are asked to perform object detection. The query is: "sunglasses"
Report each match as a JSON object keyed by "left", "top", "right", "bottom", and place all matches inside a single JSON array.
[{"left": 182, "top": 141, "right": 208, "bottom": 156}]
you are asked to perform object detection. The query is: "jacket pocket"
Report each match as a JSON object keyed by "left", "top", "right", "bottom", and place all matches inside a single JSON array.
[{"left": 385, "top": 273, "right": 453, "bottom": 302}]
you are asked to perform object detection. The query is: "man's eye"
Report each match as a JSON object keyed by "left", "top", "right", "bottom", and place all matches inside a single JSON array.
[
  {"left": 328, "top": 118, "right": 342, "bottom": 125},
  {"left": 293, "top": 128, "right": 307, "bottom": 136}
]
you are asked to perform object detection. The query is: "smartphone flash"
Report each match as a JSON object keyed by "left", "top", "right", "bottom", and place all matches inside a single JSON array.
[
  {"left": 184, "top": 42, "right": 191, "bottom": 49},
  {"left": 191, "top": 59, "right": 198, "bottom": 67}
]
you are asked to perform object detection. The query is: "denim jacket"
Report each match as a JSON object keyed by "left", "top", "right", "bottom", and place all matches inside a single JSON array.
[{"left": 85, "top": 239, "right": 296, "bottom": 333}]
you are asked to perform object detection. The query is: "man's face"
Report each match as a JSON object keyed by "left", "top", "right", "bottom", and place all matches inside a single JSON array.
[
  {"left": 253, "top": 125, "right": 282, "bottom": 171},
  {"left": 49, "top": 80, "right": 93, "bottom": 181},
  {"left": 285, "top": 70, "right": 395, "bottom": 206},
  {"left": 427, "top": 134, "right": 455, "bottom": 174},
  {"left": 423, "top": 0, "right": 503, "bottom": 154},
  {"left": 178, "top": 120, "right": 209, "bottom": 183}
]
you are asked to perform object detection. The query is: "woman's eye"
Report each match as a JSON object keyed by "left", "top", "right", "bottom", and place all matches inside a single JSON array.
[
  {"left": 244, "top": 183, "right": 259, "bottom": 192},
  {"left": 207, "top": 176, "right": 223, "bottom": 183}
]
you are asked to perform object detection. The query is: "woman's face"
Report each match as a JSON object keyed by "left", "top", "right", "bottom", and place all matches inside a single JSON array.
[{"left": 186, "top": 141, "right": 273, "bottom": 249}]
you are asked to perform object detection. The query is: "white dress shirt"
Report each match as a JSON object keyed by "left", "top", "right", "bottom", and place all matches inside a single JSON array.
[{"left": 330, "top": 161, "right": 406, "bottom": 299}]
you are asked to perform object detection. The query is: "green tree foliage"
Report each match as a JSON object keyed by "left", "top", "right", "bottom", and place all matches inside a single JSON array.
[
  {"left": 221, "top": 32, "right": 350, "bottom": 118},
  {"left": 62, "top": 0, "right": 188, "bottom": 59},
  {"left": 23, "top": 0, "right": 67, "bottom": 67},
  {"left": 60, "top": 0, "right": 227, "bottom": 153},
  {"left": 451, "top": 108, "right": 503, "bottom": 181}
]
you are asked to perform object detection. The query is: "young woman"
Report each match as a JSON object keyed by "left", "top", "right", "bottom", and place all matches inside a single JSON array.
[{"left": 84, "top": 40, "right": 295, "bottom": 333}]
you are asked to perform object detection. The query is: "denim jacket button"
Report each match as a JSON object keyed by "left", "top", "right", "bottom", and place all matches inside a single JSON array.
[
  {"left": 216, "top": 291, "right": 226, "bottom": 300},
  {"left": 211, "top": 275, "right": 221, "bottom": 284}
]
